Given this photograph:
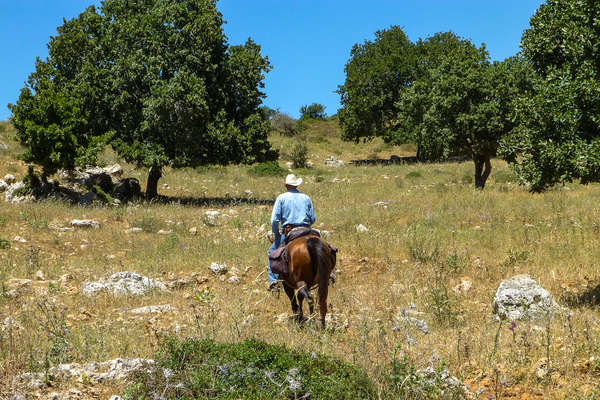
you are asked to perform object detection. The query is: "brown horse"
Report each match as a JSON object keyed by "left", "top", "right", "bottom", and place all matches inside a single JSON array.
[{"left": 280, "top": 234, "right": 335, "bottom": 328}]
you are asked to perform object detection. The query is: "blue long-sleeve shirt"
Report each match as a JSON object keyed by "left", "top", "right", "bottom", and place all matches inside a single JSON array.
[{"left": 270, "top": 189, "right": 316, "bottom": 241}]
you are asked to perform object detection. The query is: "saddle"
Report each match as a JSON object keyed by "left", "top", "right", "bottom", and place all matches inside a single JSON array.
[
  {"left": 269, "top": 227, "right": 337, "bottom": 277},
  {"left": 284, "top": 226, "right": 321, "bottom": 244}
]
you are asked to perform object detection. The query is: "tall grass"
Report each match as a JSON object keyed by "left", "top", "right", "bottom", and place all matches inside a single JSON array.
[{"left": 0, "top": 120, "right": 599, "bottom": 398}]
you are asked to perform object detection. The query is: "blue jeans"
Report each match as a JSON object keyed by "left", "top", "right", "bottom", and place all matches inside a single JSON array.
[{"left": 268, "top": 234, "right": 284, "bottom": 284}]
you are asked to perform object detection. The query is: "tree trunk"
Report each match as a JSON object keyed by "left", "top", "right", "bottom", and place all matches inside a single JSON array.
[
  {"left": 473, "top": 155, "right": 492, "bottom": 189},
  {"left": 145, "top": 166, "right": 162, "bottom": 199}
]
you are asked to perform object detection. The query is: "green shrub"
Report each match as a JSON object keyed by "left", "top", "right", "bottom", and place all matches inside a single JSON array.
[
  {"left": 125, "top": 337, "right": 376, "bottom": 400},
  {"left": 248, "top": 161, "right": 286, "bottom": 177},
  {"left": 299, "top": 103, "right": 327, "bottom": 120},
  {"left": 271, "top": 112, "right": 298, "bottom": 137},
  {"left": 0, "top": 239, "right": 10, "bottom": 250},
  {"left": 405, "top": 170, "right": 423, "bottom": 179},
  {"left": 291, "top": 143, "right": 309, "bottom": 169},
  {"left": 373, "top": 142, "right": 393, "bottom": 153},
  {"left": 135, "top": 215, "right": 161, "bottom": 233},
  {"left": 159, "top": 233, "right": 180, "bottom": 253},
  {"left": 308, "top": 133, "right": 330, "bottom": 144},
  {"left": 92, "top": 185, "right": 115, "bottom": 204},
  {"left": 382, "top": 356, "right": 466, "bottom": 399}
]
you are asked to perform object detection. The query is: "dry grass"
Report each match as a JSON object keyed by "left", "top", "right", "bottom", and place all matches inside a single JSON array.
[{"left": 1, "top": 120, "right": 600, "bottom": 398}]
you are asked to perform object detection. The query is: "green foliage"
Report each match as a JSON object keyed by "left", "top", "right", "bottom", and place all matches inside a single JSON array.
[
  {"left": 382, "top": 357, "right": 465, "bottom": 399},
  {"left": 299, "top": 103, "right": 327, "bottom": 120},
  {"left": 498, "top": 0, "right": 600, "bottom": 192},
  {"left": 397, "top": 35, "right": 533, "bottom": 189},
  {"left": 405, "top": 170, "right": 423, "bottom": 179},
  {"left": 0, "top": 239, "right": 10, "bottom": 250},
  {"left": 248, "top": 161, "right": 286, "bottom": 177},
  {"left": 124, "top": 337, "right": 376, "bottom": 399},
  {"left": 291, "top": 142, "right": 309, "bottom": 168},
  {"left": 9, "top": 0, "right": 275, "bottom": 188},
  {"left": 338, "top": 28, "right": 533, "bottom": 189},
  {"left": 91, "top": 185, "right": 115, "bottom": 204},
  {"left": 338, "top": 26, "right": 415, "bottom": 143},
  {"left": 270, "top": 112, "right": 298, "bottom": 136},
  {"left": 135, "top": 215, "right": 161, "bottom": 233}
]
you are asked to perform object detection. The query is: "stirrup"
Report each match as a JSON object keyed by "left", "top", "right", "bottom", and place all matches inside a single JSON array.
[{"left": 268, "top": 282, "right": 280, "bottom": 293}]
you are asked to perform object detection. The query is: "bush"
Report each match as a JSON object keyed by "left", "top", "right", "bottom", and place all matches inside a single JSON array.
[
  {"left": 124, "top": 337, "right": 376, "bottom": 400},
  {"left": 405, "top": 170, "right": 423, "bottom": 179},
  {"left": 134, "top": 215, "right": 162, "bottom": 233},
  {"left": 271, "top": 112, "right": 298, "bottom": 137},
  {"left": 382, "top": 357, "right": 466, "bottom": 399},
  {"left": 92, "top": 185, "right": 115, "bottom": 204},
  {"left": 299, "top": 103, "right": 327, "bottom": 120},
  {"left": 291, "top": 143, "right": 309, "bottom": 169},
  {"left": 0, "top": 238, "right": 10, "bottom": 250},
  {"left": 248, "top": 161, "right": 286, "bottom": 177}
]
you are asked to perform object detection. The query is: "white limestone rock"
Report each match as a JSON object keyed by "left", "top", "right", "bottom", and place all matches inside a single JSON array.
[
  {"left": 493, "top": 274, "right": 559, "bottom": 321},
  {"left": 208, "top": 262, "right": 228, "bottom": 275},
  {"left": 130, "top": 304, "right": 176, "bottom": 314},
  {"left": 355, "top": 224, "right": 369, "bottom": 233},
  {"left": 82, "top": 272, "right": 167, "bottom": 296},
  {"left": 71, "top": 219, "right": 100, "bottom": 229}
]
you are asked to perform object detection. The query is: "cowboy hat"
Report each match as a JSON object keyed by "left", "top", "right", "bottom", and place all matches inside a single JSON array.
[{"left": 285, "top": 174, "right": 302, "bottom": 186}]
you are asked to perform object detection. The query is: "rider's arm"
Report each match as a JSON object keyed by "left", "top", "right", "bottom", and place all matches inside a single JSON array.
[
  {"left": 270, "top": 196, "right": 282, "bottom": 241},
  {"left": 308, "top": 198, "right": 316, "bottom": 225}
]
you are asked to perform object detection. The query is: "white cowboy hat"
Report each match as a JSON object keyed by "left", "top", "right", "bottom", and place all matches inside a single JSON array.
[{"left": 285, "top": 174, "right": 302, "bottom": 186}]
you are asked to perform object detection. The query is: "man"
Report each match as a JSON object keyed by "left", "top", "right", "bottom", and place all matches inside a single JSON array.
[{"left": 267, "top": 174, "right": 316, "bottom": 292}]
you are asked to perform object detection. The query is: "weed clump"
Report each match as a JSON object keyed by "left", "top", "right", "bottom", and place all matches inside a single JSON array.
[
  {"left": 134, "top": 215, "right": 162, "bottom": 233},
  {"left": 248, "top": 161, "right": 286, "bottom": 177},
  {"left": 291, "top": 142, "right": 309, "bottom": 169},
  {"left": 125, "top": 337, "right": 376, "bottom": 399},
  {"left": 405, "top": 170, "right": 423, "bottom": 179},
  {"left": 382, "top": 356, "right": 466, "bottom": 399}
]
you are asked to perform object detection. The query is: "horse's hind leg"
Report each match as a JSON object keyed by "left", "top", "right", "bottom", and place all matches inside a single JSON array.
[
  {"left": 283, "top": 285, "right": 300, "bottom": 322},
  {"left": 298, "top": 285, "right": 314, "bottom": 316}
]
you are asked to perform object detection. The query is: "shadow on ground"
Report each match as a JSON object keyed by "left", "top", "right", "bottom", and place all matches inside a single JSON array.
[
  {"left": 350, "top": 154, "right": 471, "bottom": 166},
  {"left": 560, "top": 281, "right": 600, "bottom": 307},
  {"left": 351, "top": 155, "right": 418, "bottom": 166},
  {"left": 153, "top": 195, "right": 275, "bottom": 207}
]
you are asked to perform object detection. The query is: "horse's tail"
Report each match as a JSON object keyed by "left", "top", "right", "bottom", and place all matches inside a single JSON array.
[{"left": 306, "top": 237, "right": 331, "bottom": 328}]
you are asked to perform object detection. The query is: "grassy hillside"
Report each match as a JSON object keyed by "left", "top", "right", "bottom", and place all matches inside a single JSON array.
[{"left": 1, "top": 119, "right": 600, "bottom": 398}]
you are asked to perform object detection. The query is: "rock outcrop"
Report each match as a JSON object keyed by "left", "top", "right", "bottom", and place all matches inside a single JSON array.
[{"left": 493, "top": 274, "right": 560, "bottom": 321}]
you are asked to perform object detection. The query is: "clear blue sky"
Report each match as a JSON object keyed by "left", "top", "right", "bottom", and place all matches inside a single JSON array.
[{"left": 1, "top": 0, "right": 544, "bottom": 121}]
